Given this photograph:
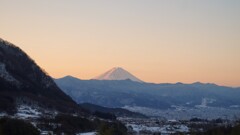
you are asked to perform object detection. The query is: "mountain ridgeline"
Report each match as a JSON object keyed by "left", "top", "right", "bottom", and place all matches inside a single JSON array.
[
  {"left": 0, "top": 38, "right": 79, "bottom": 114},
  {"left": 55, "top": 75, "right": 240, "bottom": 110}
]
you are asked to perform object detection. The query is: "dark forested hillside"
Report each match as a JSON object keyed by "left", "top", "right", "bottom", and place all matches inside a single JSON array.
[
  {"left": 79, "top": 103, "right": 147, "bottom": 118},
  {"left": 0, "top": 38, "right": 79, "bottom": 114}
]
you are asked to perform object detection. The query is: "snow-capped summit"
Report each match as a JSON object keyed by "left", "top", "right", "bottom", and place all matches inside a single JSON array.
[{"left": 93, "top": 67, "right": 143, "bottom": 82}]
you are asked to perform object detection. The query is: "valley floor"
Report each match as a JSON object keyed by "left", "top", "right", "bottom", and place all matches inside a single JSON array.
[{"left": 119, "top": 117, "right": 239, "bottom": 135}]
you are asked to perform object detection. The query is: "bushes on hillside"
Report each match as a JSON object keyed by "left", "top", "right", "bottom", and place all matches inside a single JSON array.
[
  {"left": 0, "top": 117, "right": 40, "bottom": 135},
  {"left": 93, "top": 111, "right": 116, "bottom": 120},
  {"left": 98, "top": 121, "right": 127, "bottom": 135}
]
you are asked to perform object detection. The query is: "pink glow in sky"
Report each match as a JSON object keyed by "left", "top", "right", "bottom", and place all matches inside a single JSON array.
[{"left": 1, "top": 0, "right": 240, "bottom": 86}]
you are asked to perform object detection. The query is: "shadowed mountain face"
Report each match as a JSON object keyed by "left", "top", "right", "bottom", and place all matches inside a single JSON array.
[
  {"left": 0, "top": 38, "right": 79, "bottom": 114},
  {"left": 55, "top": 76, "right": 240, "bottom": 110},
  {"left": 79, "top": 103, "right": 147, "bottom": 118}
]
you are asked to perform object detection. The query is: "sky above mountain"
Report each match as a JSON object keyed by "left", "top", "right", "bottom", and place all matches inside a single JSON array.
[{"left": 0, "top": 0, "right": 240, "bottom": 86}]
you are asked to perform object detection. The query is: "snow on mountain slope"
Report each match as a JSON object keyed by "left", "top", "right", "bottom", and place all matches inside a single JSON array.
[
  {"left": 0, "top": 62, "right": 20, "bottom": 86},
  {"left": 92, "top": 67, "right": 143, "bottom": 82}
]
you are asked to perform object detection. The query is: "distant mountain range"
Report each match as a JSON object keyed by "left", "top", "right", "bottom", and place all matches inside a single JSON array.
[{"left": 55, "top": 75, "right": 240, "bottom": 114}]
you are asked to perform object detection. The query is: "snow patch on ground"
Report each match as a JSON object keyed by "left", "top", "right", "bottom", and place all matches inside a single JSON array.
[
  {"left": 76, "top": 132, "right": 96, "bottom": 135},
  {"left": 0, "top": 112, "right": 7, "bottom": 117},
  {"left": 15, "top": 105, "right": 42, "bottom": 119}
]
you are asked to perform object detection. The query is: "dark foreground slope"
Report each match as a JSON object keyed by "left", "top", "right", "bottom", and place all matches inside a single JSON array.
[{"left": 0, "top": 38, "right": 79, "bottom": 114}]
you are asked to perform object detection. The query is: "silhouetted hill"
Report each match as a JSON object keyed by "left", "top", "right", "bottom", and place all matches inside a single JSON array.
[
  {"left": 0, "top": 38, "right": 80, "bottom": 114},
  {"left": 79, "top": 103, "right": 147, "bottom": 118}
]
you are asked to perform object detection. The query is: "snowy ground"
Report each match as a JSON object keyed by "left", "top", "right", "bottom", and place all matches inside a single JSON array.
[
  {"left": 15, "top": 105, "right": 42, "bottom": 119},
  {"left": 127, "top": 124, "right": 189, "bottom": 134},
  {"left": 119, "top": 117, "right": 189, "bottom": 134},
  {"left": 0, "top": 112, "right": 7, "bottom": 117},
  {"left": 76, "top": 132, "right": 96, "bottom": 135}
]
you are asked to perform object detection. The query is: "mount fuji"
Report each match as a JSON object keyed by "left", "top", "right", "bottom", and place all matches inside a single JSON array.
[{"left": 92, "top": 67, "right": 143, "bottom": 83}]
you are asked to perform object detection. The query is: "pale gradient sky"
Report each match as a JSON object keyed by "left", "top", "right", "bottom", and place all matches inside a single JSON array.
[{"left": 1, "top": 0, "right": 240, "bottom": 86}]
